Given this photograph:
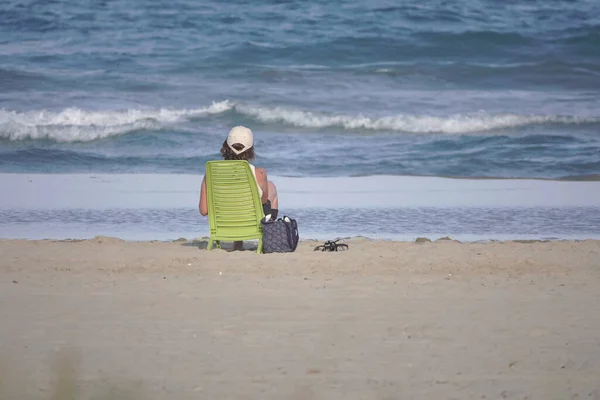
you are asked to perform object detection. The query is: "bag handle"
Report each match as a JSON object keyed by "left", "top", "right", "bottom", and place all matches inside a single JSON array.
[{"left": 283, "top": 216, "right": 299, "bottom": 252}]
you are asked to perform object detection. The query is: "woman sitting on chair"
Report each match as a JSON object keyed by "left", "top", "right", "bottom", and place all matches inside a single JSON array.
[{"left": 199, "top": 126, "right": 279, "bottom": 249}]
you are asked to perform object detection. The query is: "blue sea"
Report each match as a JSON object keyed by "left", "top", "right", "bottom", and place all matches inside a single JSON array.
[{"left": 1, "top": 0, "right": 599, "bottom": 241}]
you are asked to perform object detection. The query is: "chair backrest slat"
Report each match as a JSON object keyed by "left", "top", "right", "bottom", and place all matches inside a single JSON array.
[{"left": 205, "top": 160, "right": 264, "bottom": 240}]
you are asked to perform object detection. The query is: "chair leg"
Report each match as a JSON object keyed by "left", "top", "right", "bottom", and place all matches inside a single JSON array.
[
  {"left": 257, "top": 236, "right": 263, "bottom": 254},
  {"left": 207, "top": 239, "right": 214, "bottom": 251}
]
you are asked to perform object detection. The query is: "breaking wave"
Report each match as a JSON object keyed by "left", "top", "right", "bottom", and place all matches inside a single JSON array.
[
  {"left": 1, "top": 100, "right": 598, "bottom": 142},
  {"left": 234, "top": 104, "right": 598, "bottom": 133},
  {"left": 0, "top": 101, "right": 233, "bottom": 142}
]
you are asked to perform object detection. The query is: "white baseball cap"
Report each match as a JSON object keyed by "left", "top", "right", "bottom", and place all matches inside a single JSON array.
[{"left": 226, "top": 126, "right": 254, "bottom": 155}]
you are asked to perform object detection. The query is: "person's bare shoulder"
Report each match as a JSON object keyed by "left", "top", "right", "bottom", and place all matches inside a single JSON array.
[
  {"left": 254, "top": 167, "right": 268, "bottom": 191},
  {"left": 255, "top": 167, "right": 267, "bottom": 178}
]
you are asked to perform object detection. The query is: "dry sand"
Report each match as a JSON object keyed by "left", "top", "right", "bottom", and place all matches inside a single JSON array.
[{"left": 1, "top": 237, "right": 599, "bottom": 399}]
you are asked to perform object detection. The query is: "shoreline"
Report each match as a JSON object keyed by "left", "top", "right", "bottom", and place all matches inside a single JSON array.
[
  {"left": 2, "top": 171, "right": 600, "bottom": 182},
  {"left": 3, "top": 234, "right": 600, "bottom": 244},
  {"left": 2, "top": 236, "right": 599, "bottom": 270},
  {"left": 3, "top": 235, "right": 600, "bottom": 243},
  {"left": 2, "top": 173, "right": 599, "bottom": 242},
  {"left": 2, "top": 173, "right": 600, "bottom": 209}
]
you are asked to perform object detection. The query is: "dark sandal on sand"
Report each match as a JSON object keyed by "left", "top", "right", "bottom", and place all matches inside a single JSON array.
[{"left": 314, "top": 239, "right": 349, "bottom": 252}]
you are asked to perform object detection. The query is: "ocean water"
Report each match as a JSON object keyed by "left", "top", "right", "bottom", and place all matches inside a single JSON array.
[
  {"left": 2, "top": 174, "right": 600, "bottom": 241},
  {"left": 1, "top": 0, "right": 599, "bottom": 240}
]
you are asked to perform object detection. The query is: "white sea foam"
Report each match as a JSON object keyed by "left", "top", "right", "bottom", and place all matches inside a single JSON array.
[
  {"left": 0, "top": 101, "right": 233, "bottom": 142},
  {"left": 2, "top": 173, "right": 599, "bottom": 210},
  {"left": 1, "top": 100, "right": 597, "bottom": 142},
  {"left": 234, "top": 104, "right": 597, "bottom": 133},
  {"left": 2, "top": 174, "right": 599, "bottom": 240}
]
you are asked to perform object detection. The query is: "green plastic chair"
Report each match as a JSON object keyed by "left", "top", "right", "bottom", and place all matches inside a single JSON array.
[{"left": 205, "top": 160, "right": 265, "bottom": 253}]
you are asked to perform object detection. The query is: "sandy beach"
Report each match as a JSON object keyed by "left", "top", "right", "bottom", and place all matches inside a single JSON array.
[{"left": 1, "top": 237, "right": 599, "bottom": 399}]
